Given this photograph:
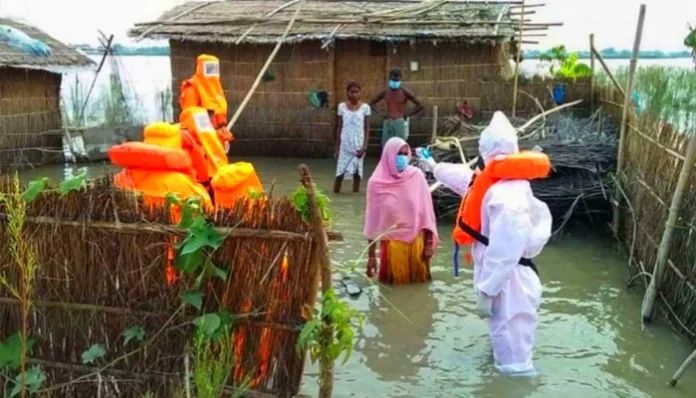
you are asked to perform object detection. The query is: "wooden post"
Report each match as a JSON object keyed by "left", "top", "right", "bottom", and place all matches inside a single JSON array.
[
  {"left": 431, "top": 105, "right": 438, "bottom": 144},
  {"left": 511, "top": 0, "right": 525, "bottom": 117},
  {"left": 590, "top": 33, "right": 596, "bottom": 112},
  {"left": 642, "top": 136, "right": 696, "bottom": 322},
  {"left": 611, "top": 4, "right": 646, "bottom": 234},
  {"left": 299, "top": 164, "right": 334, "bottom": 398},
  {"left": 671, "top": 346, "right": 696, "bottom": 386},
  {"left": 591, "top": 47, "right": 626, "bottom": 97}
]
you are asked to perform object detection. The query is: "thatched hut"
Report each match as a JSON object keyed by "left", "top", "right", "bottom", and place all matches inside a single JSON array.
[
  {"left": 0, "top": 18, "right": 93, "bottom": 170},
  {"left": 130, "top": 0, "right": 558, "bottom": 157}
]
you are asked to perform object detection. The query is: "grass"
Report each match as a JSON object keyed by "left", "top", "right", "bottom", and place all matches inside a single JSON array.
[{"left": 597, "top": 66, "right": 696, "bottom": 134}]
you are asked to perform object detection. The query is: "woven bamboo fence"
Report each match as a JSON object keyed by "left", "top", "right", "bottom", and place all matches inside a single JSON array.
[
  {"left": 0, "top": 174, "right": 338, "bottom": 397},
  {"left": 598, "top": 86, "right": 696, "bottom": 343},
  {"left": 0, "top": 68, "right": 63, "bottom": 170}
]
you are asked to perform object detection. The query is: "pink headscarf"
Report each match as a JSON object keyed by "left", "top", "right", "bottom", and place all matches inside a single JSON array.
[{"left": 364, "top": 137, "right": 439, "bottom": 247}]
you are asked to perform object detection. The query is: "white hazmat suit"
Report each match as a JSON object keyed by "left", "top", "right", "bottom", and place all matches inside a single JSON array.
[{"left": 424, "top": 111, "right": 552, "bottom": 375}]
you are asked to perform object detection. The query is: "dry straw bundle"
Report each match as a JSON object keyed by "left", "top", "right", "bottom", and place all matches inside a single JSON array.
[{"left": 0, "top": 175, "right": 332, "bottom": 396}]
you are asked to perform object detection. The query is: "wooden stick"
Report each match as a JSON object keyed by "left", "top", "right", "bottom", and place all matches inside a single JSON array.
[
  {"left": 0, "top": 215, "right": 343, "bottom": 242},
  {"left": 431, "top": 105, "right": 438, "bottom": 144},
  {"left": 642, "top": 137, "right": 696, "bottom": 322},
  {"left": 612, "top": 4, "right": 646, "bottom": 235},
  {"left": 590, "top": 33, "right": 595, "bottom": 112},
  {"left": 134, "top": 1, "right": 216, "bottom": 42},
  {"left": 298, "top": 164, "right": 334, "bottom": 398},
  {"left": 511, "top": 0, "right": 525, "bottom": 117},
  {"left": 670, "top": 347, "right": 696, "bottom": 386},
  {"left": 227, "top": 1, "right": 304, "bottom": 131},
  {"left": 592, "top": 47, "right": 625, "bottom": 97}
]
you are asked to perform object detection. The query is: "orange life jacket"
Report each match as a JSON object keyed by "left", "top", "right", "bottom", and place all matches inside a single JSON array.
[
  {"left": 108, "top": 142, "right": 194, "bottom": 175},
  {"left": 179, "top": 106, "right": 229, "bottom": 179},
  {"left": 211, "top": 162, "right": 264, "bottom": 209},
  {"left": 453, "top": 151, "right": 551, "bottom": 247}
]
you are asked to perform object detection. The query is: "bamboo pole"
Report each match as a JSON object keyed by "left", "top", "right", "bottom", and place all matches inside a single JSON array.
[
  {"left": 641, "top": 136, "right": 696, "bottom": 322},
  {"left": 133, "top": 0, "right": 216, "bottom": 42},
  {"left": 511, "top": 0, "right": 525, "bottom": 117},
  {"left": 671, "top": 345, "right": 696, "bottom": 386},
  {"left": 299, "top": 164, "right": 334, "bottom": 398},
  {"left": 431, "top": 105, "right": 438, "bottom": 144},
  {"left": 611, "top": 4, "right": 646, "bottom": 235},
  {"left": 592, "top": 47, "right": 626, "bottom": 97},
  {"left": 227, "top": 1, "right": 304, "bottom": 131},
  {"left": 590, "top": 33, "right": 595, "bottom": 111}
]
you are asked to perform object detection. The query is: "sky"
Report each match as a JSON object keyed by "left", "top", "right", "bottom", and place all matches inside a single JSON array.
[{"left": 0, "top": 0, "right": 695, "bottom": 51}]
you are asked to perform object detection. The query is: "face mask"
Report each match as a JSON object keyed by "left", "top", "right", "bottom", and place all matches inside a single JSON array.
[
  {"left": 389, "top": 80, "right": 401, "bottom": 90},
  {"left": 395, "top": 154, "right": 409, "bottom": 172}
]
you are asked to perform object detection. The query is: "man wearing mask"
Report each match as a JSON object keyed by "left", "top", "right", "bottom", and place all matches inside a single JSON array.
[
  {"left": 418, "top": 111, "right": 552, "bottom": 376},
  {"left": 370, "top": 68, "right": 424, "bottom": 147}
]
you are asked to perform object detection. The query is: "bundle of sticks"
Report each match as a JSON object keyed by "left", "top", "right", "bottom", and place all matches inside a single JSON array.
[{"left": 426, "top": 108, "right": 618, "bottom": 228}]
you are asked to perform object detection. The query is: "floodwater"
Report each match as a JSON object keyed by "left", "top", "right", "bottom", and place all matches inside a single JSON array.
[{"left": 17, "top": 157, "right": 696, "bottom": 398}]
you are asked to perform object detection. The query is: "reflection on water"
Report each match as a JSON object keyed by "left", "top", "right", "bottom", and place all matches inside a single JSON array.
[{"left": 17, "top": 158, "right": 696, "bottom": 398}]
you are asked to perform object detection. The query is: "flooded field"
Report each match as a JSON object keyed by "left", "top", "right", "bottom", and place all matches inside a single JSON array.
[{"left": 18, "top": 157, "right": 696, "bottom": 398}]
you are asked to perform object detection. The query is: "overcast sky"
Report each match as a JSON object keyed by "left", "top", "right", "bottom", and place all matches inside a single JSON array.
[{"left": 1, "top": 0, "right": 695, "bottom": 51}]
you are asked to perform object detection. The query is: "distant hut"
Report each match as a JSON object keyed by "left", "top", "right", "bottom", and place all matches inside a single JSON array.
[
  {"left": 0, "top": 18, "right": 93, "bottom": 170},
  {"left": 131, "top": 0, "right": 552, "bottom": 157}
]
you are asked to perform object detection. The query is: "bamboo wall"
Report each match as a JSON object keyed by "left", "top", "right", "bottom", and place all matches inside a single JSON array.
[
  {"left": 0, "top": 176, "right": 323, "bottom": 397},
  {"left": 0, "top": 67, "right": 63, "bottom": 170},
  {"left": 169, "top": 39, "right": 591, "bottom": 158},
  {"left": 598, "top": 87, "right": 696, "bottom": 343}
]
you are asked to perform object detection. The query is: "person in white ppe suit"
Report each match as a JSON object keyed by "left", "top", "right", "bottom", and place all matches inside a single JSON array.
[{"left": 419, "top": 111, "right": 553, "bottom": 376}]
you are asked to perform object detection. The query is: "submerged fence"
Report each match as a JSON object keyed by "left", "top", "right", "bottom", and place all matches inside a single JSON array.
[
  {"left": 0, "top": 175, "right": 335, "bottom": 397},
  {"left": 598, "top": 84, "right": 696, "bottom": 343}
]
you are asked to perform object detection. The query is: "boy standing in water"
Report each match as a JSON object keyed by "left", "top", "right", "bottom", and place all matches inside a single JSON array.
[
  {"left": 334, "top": 81, "right": 371, "bottom": 193},
  {"left": 369, "top": 68, "right": 424, "bottom": 147}
]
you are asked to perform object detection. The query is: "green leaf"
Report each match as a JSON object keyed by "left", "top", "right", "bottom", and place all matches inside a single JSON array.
[
  {"left": 10, "top": 366, "right": 46, "bottom": 397},
  {"left": 20, "top": 177, "right": 48, "bottom": 203},
  {"left": 180, "top": 290, "right": 204, "bottom": 310},
  {"left": 175, "top": 250, "right": 205, "bottom": 274},
  {"left": 81, "top": 344, "right": 106, "bottom": 364},
  {"left": 297, "top": 319, "right": 320, "bottom": 351},
  {"left": 59, "top": 170, "right": 87, "bottom": 195},
  {"left": 165, "top": 192, "right": 181, "bottom": 206},
  {"left": 122, "top": 324, "right": 146, "bottom": 346},
  {"left": 0, "top": 332, "right": 35, "bottom": 370},
  {"left": 180, "top": 226, "right": 223, "bottom": 255},
  {"left": 194, "top": 313, "right": 222, "bottom": 338}
]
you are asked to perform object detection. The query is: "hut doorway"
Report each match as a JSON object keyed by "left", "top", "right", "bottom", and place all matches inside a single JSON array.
[{"left": 333, "top": 40, "right": 387, "bottom": 149}]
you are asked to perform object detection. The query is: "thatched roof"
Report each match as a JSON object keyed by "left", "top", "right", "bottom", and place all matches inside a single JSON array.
[
  {"left": 0, "top": 18, "right": 94, "bottom": 71},
  {"left": 130, "top": 0, "right": 535, "bottom": 45}
]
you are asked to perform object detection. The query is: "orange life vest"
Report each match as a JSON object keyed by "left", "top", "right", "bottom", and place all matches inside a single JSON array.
[
  {"left": 452, "top": 151, "right": 551, "bottom": 247},
  {"left": 180, "top": 106, "right": 229, "bottom": 180}
]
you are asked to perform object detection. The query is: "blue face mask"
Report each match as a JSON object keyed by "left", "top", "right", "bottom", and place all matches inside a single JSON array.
[
  {"left": 389, "top": 80, "right": 401, "bottom": 90},
  {"left": 395, "top": 154, "right": 409, "bottom": 172}
]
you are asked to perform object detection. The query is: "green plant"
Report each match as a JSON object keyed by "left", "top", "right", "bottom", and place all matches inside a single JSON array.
[
  {"left": 291, "top": 184, "right": 332, "bottom": 225},
  {"left": 297, "top": 288, "right": 364, "bottom": 394},
  {"left": 539, "top": 45, "right": 593, "bottom": 79},
  {"left": 191, "top": 327, "right": 234, "bottom": 398},
  {"left": 0, "top": 176, "right": 46, "bottom": 397}
]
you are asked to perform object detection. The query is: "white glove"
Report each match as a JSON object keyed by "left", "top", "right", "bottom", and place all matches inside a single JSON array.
[
  {"left": 415, "top": 147, "right": 437, "bottom": 173},
  {"left": 475, "top": 293, "right": 493, "bottom": 319}
]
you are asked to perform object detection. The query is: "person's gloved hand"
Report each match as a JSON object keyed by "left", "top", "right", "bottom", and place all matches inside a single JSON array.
[
  {"left": 415, "top": 147, "right": 437, "bottom": 173},
  {"left": 475, "top": 293, "right": 493, "bottom": 319}
]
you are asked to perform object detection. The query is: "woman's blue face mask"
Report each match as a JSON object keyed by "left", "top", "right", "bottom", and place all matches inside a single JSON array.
[
  {"left": 389, "top": 80, "right": 401, "bottom": 90},
  {"left": 395, "top": 154, "right": 409, "bottom": 172}
]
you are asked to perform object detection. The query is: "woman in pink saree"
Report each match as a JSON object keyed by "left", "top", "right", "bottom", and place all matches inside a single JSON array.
[{"left": 364, "top": 137, "right": 439, "bottom": 284}]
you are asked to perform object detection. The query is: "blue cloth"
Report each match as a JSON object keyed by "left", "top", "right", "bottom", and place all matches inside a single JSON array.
[{"left": 0, "top": 25, "right": 52, "bottom": 57}]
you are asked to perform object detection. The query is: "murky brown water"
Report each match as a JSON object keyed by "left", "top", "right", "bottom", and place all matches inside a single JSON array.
[{"left": 18, "top": 158, "right": 696, "bottom": 398}]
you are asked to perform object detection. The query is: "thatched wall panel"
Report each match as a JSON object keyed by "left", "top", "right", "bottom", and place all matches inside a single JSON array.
[
  {"left": 170, "top": 39, "right": 591, "bottom": 157},
  {"left": 0, "top": 67, "right": 63, "bottom": 170},
  {"left": 0, "top": 176, "right": 322, "bottom": 396}
]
